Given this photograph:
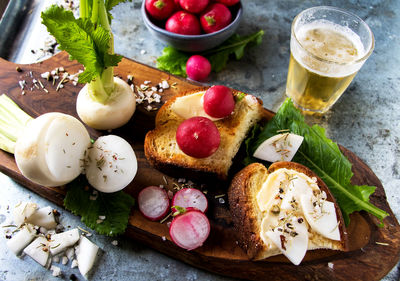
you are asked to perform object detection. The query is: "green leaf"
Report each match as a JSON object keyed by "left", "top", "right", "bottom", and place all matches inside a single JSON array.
[
  {"left": 156, "top": 30, "right": 264, "bottom": 77},
  {"left": 156, "top": 46, "right": 190, "bottom": 77},
  {"left": 41, "top": 5, "right": 122, "bottom": 83},
  {"left": 246, "top": 98, "right": 388, "bottom": 225},
  {"left": 64, "top": 176, "right": 135, "bottom": 236}
]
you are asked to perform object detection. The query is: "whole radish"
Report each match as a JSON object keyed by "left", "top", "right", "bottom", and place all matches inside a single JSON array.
[
  {"left": 200, "top": 3, "right": 232, "bottom": 33},
  {"left": 169, "top": 209, "right": 210, "bottom": 250},
  {"left": 145, "top": 0, "right": 176, "bottom": 21},
  {"left": 172, "top": 188, "right": 208, "bottom": 213},
  {"left": 176, "top": 117, "right": 220, "bottom": 158},
  {"left": 179, "top": 0, "right": 209, "bottom": 14},
  {"left": 138, "top": 186, "right": 170, "bottom": 221},
  {"left": 215, "top": 0, "right": 240, "bottom": 6},
  {"left": 166, "top": 11, "right": 201, "bottom": 35},
  {"left": 203, "top": 85, "right": 235, "bottom": 118},
  {"left": 186, "top": 55, "right": 211, "bottom": 81}
]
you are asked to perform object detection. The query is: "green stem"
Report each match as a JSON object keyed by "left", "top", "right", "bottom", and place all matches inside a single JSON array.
[
  {"left": 91, "top": 0, "right": 99, "bottom": 25},
  {"left": 79, "top": 0, "right": 88, "bottom": 18},
  {"left": 88, "top": 77, "right": 109, "bottom": 104},
  {"left": 0, "top": 94, "right": 33, "bottom": 153}
]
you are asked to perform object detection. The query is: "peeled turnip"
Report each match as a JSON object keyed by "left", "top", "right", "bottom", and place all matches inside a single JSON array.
[
  {"left": 15, "top": 112, "right": 91, "bottom": 187},
  {"left": 85, "top": 135, "right": 137, "bottom": 193},
  {"left": 27, "top": 206, "right": 57, "bottom": 229},
  {"left": 12, "top": 202, "right": 38, "bottom": 226},
  {"left": 6, "top": 224, "right": 36, "bottom": 255},
  {"left": 76, "top": 77, "right": 136, "bottom": 130},
  {"left": 23, "top": 236, "right": 51, "bottom": 267},
  {"left": 49, "top": 228, "right": 80, "bottom": 255}
]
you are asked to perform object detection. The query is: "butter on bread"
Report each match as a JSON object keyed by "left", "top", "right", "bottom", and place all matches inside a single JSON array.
[
  {"left": 144, "top": 88, "right": 268, "bottom": 180},
  {"left": 228, "top": 162, "right": 348, "bottom": 264}
]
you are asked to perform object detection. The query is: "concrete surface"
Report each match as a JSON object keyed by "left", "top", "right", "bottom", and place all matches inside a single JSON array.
[{"left": 0, "top": 0, "right": 399, "bottom": 280}]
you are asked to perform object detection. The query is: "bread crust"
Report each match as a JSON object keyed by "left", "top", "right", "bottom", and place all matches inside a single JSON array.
[
  {"left": 228, "top": 162, "right": 348, "bottom": 261},
  {"left": 144, "top": 88, "right": 269, "bottom": 180}
]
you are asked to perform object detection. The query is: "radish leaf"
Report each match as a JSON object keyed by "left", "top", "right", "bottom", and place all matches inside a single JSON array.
[
  {"left": 64, "top": 176, "right": 135, "bottom": 236},
  {"left": 156, "top": 30, "right": 264, "bottom": 76},
  {"left": 245, "top": 98, "right": 388, "bottom": 225}
]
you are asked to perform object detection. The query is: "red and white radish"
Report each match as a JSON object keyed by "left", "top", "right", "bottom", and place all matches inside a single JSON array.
[
  {"left": 145, "top": 0, "right": 176, "bottom": 20},
  {"left": 215, "top": 0, "right": 240, "bottom": 6},
  {"left": 176, "top": 116, "right": 220, "bottom": 158},
  {"left": 186, "top": 55, "right": 211, "bottom": 82},
  {"left": 138, "top": 186, "right": 170, "bottom": 221},
  {"left": 200, "top": 3, "right": 232, "bottom": 33},
  {"left": 203, "top": 85, "right": 235, "bottom": 118},
  {"left": 169, "top": 209, "right": 210, "bottom": 250},
  {"left": 172, "top": 188, "right": 208, "bottom": 213},
  {"left": 85, "top": 135, "right": 137, "bottom": 193},
  {"left": 165, "top": 11, "right": 201, "bottom": 35},
  {"left": 179, "top": 0, "right": 209, "bottom": 14}
]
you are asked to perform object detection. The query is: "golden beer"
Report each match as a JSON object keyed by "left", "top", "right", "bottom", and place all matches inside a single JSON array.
[{"left": 286, "top": 7, "right": 374, "bottom": 114}]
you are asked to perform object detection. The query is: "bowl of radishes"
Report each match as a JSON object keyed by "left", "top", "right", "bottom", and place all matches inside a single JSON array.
[{"left": 141, "top": 0, "right": 243, "bottom": 52}]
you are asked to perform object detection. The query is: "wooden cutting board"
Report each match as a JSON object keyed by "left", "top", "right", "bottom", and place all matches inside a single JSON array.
[{"left": 0, "top": 52, "right": 399, "bottom": 281}]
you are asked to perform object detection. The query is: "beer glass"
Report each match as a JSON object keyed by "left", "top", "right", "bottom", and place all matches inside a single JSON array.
[{"left": 286, "top": 6, "right": 374, "bottom": 114}]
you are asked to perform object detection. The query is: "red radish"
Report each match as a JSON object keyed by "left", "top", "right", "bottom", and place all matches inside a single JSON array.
[
  {"left": 169, "top": 210, "right": 210, "bottom": 250},
  {"left": 200, "top": 3, "right": 232, "bottom": 33},
  {"left": 172, "top": 188, "right": 208, "bottom": 213},
  {"left": 174, "top": 0, "right": 181, "bottom": 9},
  {"left": 186, "top": 55, "right": 211, "bottom": 81},
  {"left": 165, "top": 11, "right": 201, "bottom": 35},
  {"left": 203, "top": 85, "right": 235, "bottom": 118},
  {"left": 215, "top": 0, "right": 240, "bottom": 6},
  {"left": 138, "top": 186, "right": 170, "bottom": 221},
  {"left": 145, "top": 0, "right": 176, "bottom": 21},
  {"left": 179, "top": 0, "right": 209, "bottom": 14},
  {"left": 176, "top": 117, "right": 220, "bottom": 158}
]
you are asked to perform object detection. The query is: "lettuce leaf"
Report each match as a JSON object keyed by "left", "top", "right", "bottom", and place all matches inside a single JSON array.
[
  {"left": 246, "top": 98, "right": 388, "bottom": 225},
  {"left": 64, "top": 176, "right": 135, "bottom": 236},
  {"left": 156, "top": 30, "right": 264, "bottom": 77}
]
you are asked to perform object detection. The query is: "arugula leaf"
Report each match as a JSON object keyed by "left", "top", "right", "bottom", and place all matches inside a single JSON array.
[
  {"left": 157, "top": 47, "right": 190, "bottom": 77},
  {"left": 156, "top": 30, "right": 264, "bottom": 76},
  {"left": 246, "top": 98, "right": 388, "bottom": 225},
  {"left": 64, "top": 176, "right": 135, "bottom": 236},
  {"left": 41, "top": 5, "right": 122, "bottom": 83}
]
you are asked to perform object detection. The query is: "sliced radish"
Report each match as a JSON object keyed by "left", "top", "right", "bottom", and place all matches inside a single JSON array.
[
  {"left": 169, "top": 210, "right": 210, "bottom": 250},
  {"left": 172, "top": 188, "right": 208, "bottom": 213},
  {"left": 85, "top": 135, "right": 137, "bottom": 193},
  {"left": 138, "top": 186, "right": 170, "bottom": 221}
]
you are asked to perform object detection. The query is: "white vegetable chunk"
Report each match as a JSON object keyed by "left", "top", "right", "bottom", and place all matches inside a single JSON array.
[
  {"left": 15, "top": 113, "right": 91, "bottom": 187},
  {"left": 6, "top": 224, "right": 36, "bottom": 255},
  {"left": 85, "top": 135, "right": 137, "bottom": 193},
  {"left": 49, "top": 228, "right": 80, "bottom": 255},
  {"left": 300, "top": 193, "right": 341, "bottom": 241},
  {"left": 23, "top": 236, "right": 51, "bottom": 267},
  {"left": 253, "top": 133, "right": 304, "bottom": 162},
  {"left": 26, "top": 206, "right": 57, "bottom": 230},
  {"left": 76, "top": 236, "right": 99, "bottom": 278},
  {"left": 266, "top": 217, "right": 308, "bottom": 265},
  {"left": 12, "top": 202, "right": 37, "bottom": 226},
  {"left": 76, "top": 77, "right": 136, "bottom": 130}
]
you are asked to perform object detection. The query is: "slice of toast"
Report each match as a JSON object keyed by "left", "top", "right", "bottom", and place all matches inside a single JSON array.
[
  {"left": 144, "top": 88, "right": 268, "bottom": 180},
  {"left": 228, "top": 162, "right": 348, "bottom": 264}
]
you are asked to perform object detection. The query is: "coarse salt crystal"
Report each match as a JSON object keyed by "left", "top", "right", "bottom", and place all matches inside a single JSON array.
[
  {"left": 50, "top": 265, "right": 62, "bottom": 277},
  {"left": 98, "top": 215, "right": 106, "bottom": 220},
  {"left": 161, "top": 80, "right": 169, "bottom": 89},
  {"left": 111, "top": 240, "right": 118, "bottom": 246},
  {"left": 162, "top": 236, "right": 166, "bottom": 241},
  {"left": 144, "top": 80, "right": 151, "bottom": 85},
  {"left": 328, "top": 262, "right": 334, "bottom": 269},
  {"left": 140, "top": 50, "right": 146, "bottom": 55}
]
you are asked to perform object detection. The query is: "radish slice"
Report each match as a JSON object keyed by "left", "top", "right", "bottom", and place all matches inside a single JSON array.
[
  {"left": 85, "top": 135, "right": 137, "bottom": 193},
  {"left": 172, "top": 188, "right": 208, "bottom": 213},
  {"left": 138, "top": 186, "right": 170, "bottom": 221},
  {"left": 169, "top": 210, "right": 210, "bottom": 250}
]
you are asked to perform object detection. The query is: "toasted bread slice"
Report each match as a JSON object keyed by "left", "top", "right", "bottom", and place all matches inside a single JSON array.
[
  {"left": 228, "top": 162, "right": 348, "bottom": 263},
  {"left": 144, "top": 88, "right": 268, "bottom": 180}
]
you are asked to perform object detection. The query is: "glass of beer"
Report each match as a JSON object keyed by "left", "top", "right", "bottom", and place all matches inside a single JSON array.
[{"left": 286, "top": 6, "right": 374, "bottom": 114}]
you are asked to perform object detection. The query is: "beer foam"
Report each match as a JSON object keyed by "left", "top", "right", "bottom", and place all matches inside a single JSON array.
[{"left": 292, "top": 20, "right": 366, "bottom": 77}]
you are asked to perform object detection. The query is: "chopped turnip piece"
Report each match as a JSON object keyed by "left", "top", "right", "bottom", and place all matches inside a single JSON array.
[
  {"left": 50, "top": 265, "right": 62, "bottom": 277},
  {"left": 85, "top": 135, "right": 137, "bottom": 193},
  {"left": 6, "top": 224, "right": 36, "bottom": 255},
  {"left": 49, "top": 228, "right": 80, "bottom": 255},
  {"left": 23, "top": 236, "right": 51, "bottom": 268},
  {"left": 13, "top": 202, "right": 37, "bottom": 226},
  {"left": 26, "top": 206, "right": 57, "bottom": 229},
  {"left": 76, "top": 236, "right": 99, "bottom": 278},
  {"left": 65, "top": 247, "right": 75, "bottom": 260}
]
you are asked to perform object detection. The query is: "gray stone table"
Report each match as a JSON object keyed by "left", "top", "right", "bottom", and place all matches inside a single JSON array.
[{"left": 0, "top": 0, "right": 399, "bottom": 280}]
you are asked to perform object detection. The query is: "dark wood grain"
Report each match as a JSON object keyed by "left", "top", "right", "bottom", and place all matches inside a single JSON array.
[{"left": 0, "top": 52, "right": 399, "bottom": 281}]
